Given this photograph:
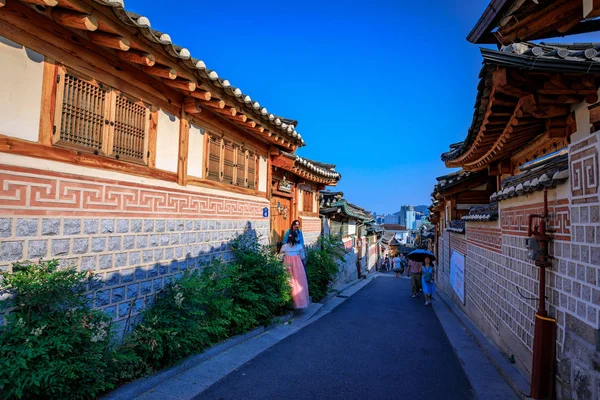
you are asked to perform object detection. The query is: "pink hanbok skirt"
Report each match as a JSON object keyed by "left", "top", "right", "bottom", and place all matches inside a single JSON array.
[{"left": 284, "top": 255, "right": 310, "bottom": 309}]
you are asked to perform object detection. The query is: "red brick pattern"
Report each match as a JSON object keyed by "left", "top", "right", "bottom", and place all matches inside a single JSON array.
[
  {"left": 570, "top": 135, "right": 599, "bottom": 203},
  {"left": 300, "top": 217, "right": 321, "bottom": 233},
  {"left": 0, "top": 164, "right": 265, "bottom": 219},
  {"left": 500, "top": 199, "right": 571, "bottom": 241},
  {"left": 449, "top": 232, "right": 467, "bottom": 255},
  {"left": 466, "top": 227, "right": 502, "bottom": 254}
]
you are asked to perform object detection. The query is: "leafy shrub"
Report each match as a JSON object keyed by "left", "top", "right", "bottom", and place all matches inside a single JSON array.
[
  {"left": 123, "top": 231, "right": 291, "bottom": 372},
  {"left": 305, "top": 235, "right": 347, "bottom": 301},
  {"left": 122, "top": 265, "right": 242, "bottom": 372},
  {"left": 0, "top": 260, "right": 113, "bottom": 400},
  {"left": 228, "top": 233, "right": 291, "bottom": 331}
]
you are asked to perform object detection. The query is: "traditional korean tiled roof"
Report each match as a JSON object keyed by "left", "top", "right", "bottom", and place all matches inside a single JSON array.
[
  {"left": 490, "top": 149, "right": 569, "bottom": 202},
  {"left": 380, "top": 231, "right": 395, "bottom": 245},
  {"left": 445, "top": 220, "right": 465, "bottom": 234},
  {"left": 281, "top": 151, "right": 341, "bottom": 180},
  {"left": 434, "top": 169, "right": 480, "bottom": 192},
  {"left": 462, "top": 203, "right": 499, "bottom": 222},
  {"left": 468, "top": 0, "right": 600, "bottom": 45},
  {"left": 57, "top": 0, "right": 306, "bottom": 147},
  {"left": 480, "top": 42, "right": 600, "bottom": 73},
  {"left": 320, "top": 196, "right": 374, "bottom": 222},
  {"left": 442, "top": 42, "right": 592, "bottom": 169}
]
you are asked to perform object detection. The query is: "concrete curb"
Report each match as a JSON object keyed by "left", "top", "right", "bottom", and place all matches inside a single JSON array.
[
  {"left": 101, "top": 311, "right": 296, "bottom": 400},
  {"left": 436, "top": 290, "right": 532, "bottom": 400}
]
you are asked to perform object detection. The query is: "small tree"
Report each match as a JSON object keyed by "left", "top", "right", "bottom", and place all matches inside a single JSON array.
[{"left": 0, "top": 260, "right": 113, "bottom": 400}]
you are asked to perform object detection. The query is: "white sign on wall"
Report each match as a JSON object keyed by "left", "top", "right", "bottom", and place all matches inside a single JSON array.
[{"left": 450, "top": 249, "right": 465, "bottom": 304}]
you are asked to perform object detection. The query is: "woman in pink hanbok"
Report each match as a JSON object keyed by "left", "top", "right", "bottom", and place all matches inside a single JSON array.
[{"left": 279, "top": 230, "right": 310, "bottom": 309}]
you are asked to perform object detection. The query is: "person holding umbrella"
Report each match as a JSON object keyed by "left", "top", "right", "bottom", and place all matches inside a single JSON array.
[{"left": 407, "top": 249, "right": 437, "bottom": 304}]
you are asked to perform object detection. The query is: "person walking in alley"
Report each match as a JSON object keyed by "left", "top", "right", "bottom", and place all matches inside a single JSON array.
[
  {"left": 407, "top": 258, "right": 422, "bottom": 297},
  {"left": 392, "top": 253, "right": 403, "bottom": 278},
  {"left": 421, "top": 256, "right": 436, "bottom": 306},
  {"left": 279, "top": 230, "right": 310, "bottom": 309}
]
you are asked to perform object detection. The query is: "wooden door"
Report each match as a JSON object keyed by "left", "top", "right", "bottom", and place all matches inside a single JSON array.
[{"left": 271, "top": 195, "right": 292, "bottom": 245}]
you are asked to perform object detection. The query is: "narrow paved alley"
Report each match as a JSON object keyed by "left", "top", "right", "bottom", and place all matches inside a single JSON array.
[{"left": 196, "top": 277, "right": 476, "bottom": 400}]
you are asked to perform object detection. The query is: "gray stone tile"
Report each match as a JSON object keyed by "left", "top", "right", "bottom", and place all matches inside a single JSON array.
[{"left": 16, "top": 218, "right": 38, "bottom": 237}]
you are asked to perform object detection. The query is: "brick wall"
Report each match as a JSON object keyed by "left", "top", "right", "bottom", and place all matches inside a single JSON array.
[
  {"left": 0, "top": 162, "right": 269, "bottom": 322},
  {"left": 435, "top": 130, "right": 600, "bottom": 399},
  {"left": 300, "top": 216, "right": 321, "bottom": 245}
]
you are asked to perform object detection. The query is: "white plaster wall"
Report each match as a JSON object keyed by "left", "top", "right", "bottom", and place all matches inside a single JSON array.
[
  {"left": 258, "top": 156, "right": 268, "bottom": 192},
  {"left": 155, "top": 110, "right": 179, "bottom": 173},
  {"left": 0, "top": 36, "right": 44, "bottom": 142},
  {"left": 187, "top": 123, "right": 205, "bottom": 178},
  {"left": 571, "top": 100, "right": 591, "bottom": 144},
  {"left": 347, "top": 221, "right": 356, "bottom": 236}
]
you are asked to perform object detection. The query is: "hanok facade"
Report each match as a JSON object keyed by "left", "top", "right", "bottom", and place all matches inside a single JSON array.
[
  {"left": 0, "top": 0, "right": 337, "bottom": 321},
  {"left": 433, "top": 2, "right": 600, "bottom": 397},
  {"left": 269, "top": 151, "right": 340, "bottom": 247},
  {"left": 320, "top": 191, "right": 378, "bottom": 282}
]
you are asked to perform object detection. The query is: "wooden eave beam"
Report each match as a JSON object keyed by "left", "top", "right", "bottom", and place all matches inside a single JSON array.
[
  {"left": 163, "top": 79, "right": 196, "bottom": 92},
  {"left": 21, "top": 0, "right": 58, "bottom": 6},
  {"left": 0, "top": 0, "right": 182, "bottom": 113},
  {"left": 51, "top": 9, "right": 98, "bottom": 31},
  {"left": 116, "top": 50, "right": 155, "bottom": 66},
  {"left": 495, "top": 0, "right": 579, "bottom": 44},
  {"left": 466, "top": 99, "right": 526, "bottom": 170},
  {"left": 87, "top": 31, "right": 130, "bottom": 51}
]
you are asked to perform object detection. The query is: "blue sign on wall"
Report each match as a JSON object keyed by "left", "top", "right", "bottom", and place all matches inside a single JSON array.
[{"left": 262, "top": 207, "right": 269, "bottom": 218}]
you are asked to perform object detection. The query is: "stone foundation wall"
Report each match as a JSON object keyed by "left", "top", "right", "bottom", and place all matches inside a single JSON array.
[{"left": 0, "top": 162, "right": 270, "bottom": 322}]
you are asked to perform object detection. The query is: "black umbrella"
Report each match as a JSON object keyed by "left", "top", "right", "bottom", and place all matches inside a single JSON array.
[{"left": 406, "top": 249, "right": 436, "bottom": 262}]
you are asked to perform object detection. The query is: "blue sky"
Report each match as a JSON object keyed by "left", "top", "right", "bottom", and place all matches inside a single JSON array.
[{"left": 123, "top": 0, "right": 558, "bottom": 213}]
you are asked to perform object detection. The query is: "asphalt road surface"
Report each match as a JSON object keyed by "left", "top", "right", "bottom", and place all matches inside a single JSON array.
[{"left": 195, "top": 277, "right": 475, "bottom": 400}]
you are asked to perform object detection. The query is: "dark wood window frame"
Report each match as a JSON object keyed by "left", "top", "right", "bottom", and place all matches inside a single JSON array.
[
  {"left": 52, "top": 65, "right": 153, "bottom": 165},
  {"left": 302, "top": 190, "right": 314, "bottom": 213},
  {"left": 205, "top": 132, "right": 259, "bottom": 189}
]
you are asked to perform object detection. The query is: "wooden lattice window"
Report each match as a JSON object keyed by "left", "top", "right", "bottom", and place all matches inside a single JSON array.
[
  {"left": 55, "top": 72, "right": 107, "bottom": 152},
  {"left": 223, "top": 140, "right": 235, "bottom": 184},
  {"left": 247, "top": 152, "right": 257, "bottom": 189},
  {"left": 205, "top": 135, "right": 259, "bottom": 189},
  {"left": 53, "top": 67, "right": 151, "bottom": 165},
  {"left": 207, "top": 134, "right": 222, "bottom": 181},
  {"left": 303, "top": 190, "right": 314, "bottom": 213},
  {"left": 112, "top": 94, "right": 149, "bottom": 163},
  {"left": 236, "top": 147, "right": 246, "bottom": 186}
]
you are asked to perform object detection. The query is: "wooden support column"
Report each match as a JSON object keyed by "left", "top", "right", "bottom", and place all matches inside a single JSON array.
[
  {"left": 38, "top": 59, "right": 58, "bottom": 146},
  {"left": 177, "top": 109, "right": 190, "bottom": 186},
  {"left": 147, "top": 111, "right": 158, "bottom": 168}
]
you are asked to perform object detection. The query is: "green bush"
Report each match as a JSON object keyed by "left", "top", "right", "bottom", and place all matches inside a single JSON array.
[
  {"left": 0, "top": 260, "right": 114, "bottom": 400},
  {"left": 122, "top": 266, "right": 241, "bottom": 372},
  {"left": 122, "top": 231, "right": 291, "bottom": 373},
  {"left": 305, "top": 235, "right": 347, "bottom": 301},
  {"left": 0, "top": 231, "right": 294, "bottom": 397},
  {"left": 228, "top": 233, "right": 291, "bottom": 331}
]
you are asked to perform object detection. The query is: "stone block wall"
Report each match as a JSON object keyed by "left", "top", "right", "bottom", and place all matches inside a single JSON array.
[
  {"left": 300, "top": 216, "right": 321, "bottom": 246},
  {"left": 0, "top": 162, "right": 270, "bottom": 322}
]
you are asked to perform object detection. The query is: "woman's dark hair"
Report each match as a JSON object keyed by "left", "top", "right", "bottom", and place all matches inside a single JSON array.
[
  {"left": 290, "top": 220, "right": 300, "bottom": 230},
  {"left": 286, "top": 230, "right": 299, "bottom": 245}
]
